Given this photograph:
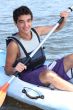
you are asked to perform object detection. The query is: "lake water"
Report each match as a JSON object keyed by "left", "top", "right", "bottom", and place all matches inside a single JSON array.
[{"left": 0, "top": 0, "right": 73, "bottom": 110}]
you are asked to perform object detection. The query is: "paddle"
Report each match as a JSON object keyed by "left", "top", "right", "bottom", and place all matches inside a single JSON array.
[{"left": 0, "top": 5, "right": 73, "bottom": 107}]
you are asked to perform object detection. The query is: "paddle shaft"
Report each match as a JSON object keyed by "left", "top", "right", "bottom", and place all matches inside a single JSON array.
[
  {"left": 30, "top": 7, "right": 73, "bottom": 58},
  {"left": 7, "top": 5, "right": 73, "bottom": 83}
]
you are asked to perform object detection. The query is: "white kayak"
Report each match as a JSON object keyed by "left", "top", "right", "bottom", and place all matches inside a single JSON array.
[{"left": 1, "top": 49, "right": 73, "bottom": 110}]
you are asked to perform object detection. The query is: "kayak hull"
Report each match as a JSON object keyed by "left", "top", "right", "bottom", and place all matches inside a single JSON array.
[{"left": 0, "top": 49, "right": 73, "bottom": 110}]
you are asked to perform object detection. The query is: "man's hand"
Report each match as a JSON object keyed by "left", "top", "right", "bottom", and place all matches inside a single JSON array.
[
  {"left": 14, "top": 62, "right": 27, "bottom": 73},
  {"left": 60, "top": 11, "right": 69, "bottom": 19}
]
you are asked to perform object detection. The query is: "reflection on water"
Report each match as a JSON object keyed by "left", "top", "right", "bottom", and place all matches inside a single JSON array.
[{"left": 1, "top": 96, "right": 42, "bottom": 110}]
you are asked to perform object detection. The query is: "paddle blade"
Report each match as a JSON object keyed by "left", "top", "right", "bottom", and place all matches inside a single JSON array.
[
  {"left": 0, "top": 82, "right": 9, "bottom": 107},
  {"left": 0, "top": 90, "right": 7, "bottom": 107}
]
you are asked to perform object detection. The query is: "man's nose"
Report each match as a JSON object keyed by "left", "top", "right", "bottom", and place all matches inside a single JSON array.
[{"left": 24, "top": 22, "right": 28, "bottom": 27}]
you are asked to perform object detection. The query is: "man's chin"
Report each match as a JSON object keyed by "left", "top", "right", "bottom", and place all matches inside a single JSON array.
[{"left": 24, "top": 29, "right": 31, "bottom": 34}]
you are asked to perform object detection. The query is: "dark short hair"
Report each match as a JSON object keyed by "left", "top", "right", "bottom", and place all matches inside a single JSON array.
[{"left": 13, "top": 6, "right": 33, "bottom": 23}]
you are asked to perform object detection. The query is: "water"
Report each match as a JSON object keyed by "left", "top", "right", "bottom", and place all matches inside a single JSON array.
[{"left": 0, "top": 0, "right": 73, "bottom": 109}]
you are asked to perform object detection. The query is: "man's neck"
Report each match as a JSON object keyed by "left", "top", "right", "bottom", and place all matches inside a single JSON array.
[{"left": 18, "top": 31, "right": 32, "bottom": 40}]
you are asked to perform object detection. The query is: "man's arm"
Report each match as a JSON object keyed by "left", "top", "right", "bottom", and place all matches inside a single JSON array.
[
  {"left": 35, "top": 11, "right": 69, "bottom": 36},
  {"left": 5, "top": 41, "right": 19, "bottom": 75},
  {"left": 5, "top": 41, "right": 27, "bottom": 75}
]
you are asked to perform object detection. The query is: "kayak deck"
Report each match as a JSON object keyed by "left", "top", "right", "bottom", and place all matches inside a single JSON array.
[{"left": 1, "top": 49, "right": 73, "bottom": 110}]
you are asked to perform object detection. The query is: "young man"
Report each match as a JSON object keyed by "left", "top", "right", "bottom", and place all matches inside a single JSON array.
[{"left": 5, "top": 6, "right": 73, "bottom": 91}]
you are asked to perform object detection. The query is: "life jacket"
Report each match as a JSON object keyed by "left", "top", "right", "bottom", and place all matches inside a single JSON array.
[{"left": 6, "top": 28, "right": 46, "bottom": 71}]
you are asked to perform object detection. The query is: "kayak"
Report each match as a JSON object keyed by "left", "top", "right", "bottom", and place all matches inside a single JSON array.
[{"left": 0, "top": 49, "right": 73, "bottom": 110}]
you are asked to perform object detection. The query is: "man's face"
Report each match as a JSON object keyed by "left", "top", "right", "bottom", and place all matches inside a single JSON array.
[{"left": 16, "top": 14, "right": 32, "bottom": 34}]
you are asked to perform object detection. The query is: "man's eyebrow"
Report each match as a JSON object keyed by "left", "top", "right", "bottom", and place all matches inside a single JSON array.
[{"left": 18, "top": 20, "right": 24, "bottom": 22}]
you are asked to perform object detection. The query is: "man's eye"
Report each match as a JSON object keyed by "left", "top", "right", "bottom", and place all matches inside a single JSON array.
[
  {"left": 27, "top": 19, "right": 32, "bottom": 22},
  {"left": 18, "top": 20, "right": 24, "bottom": 23},
  {"left": 19, "top": 21, "right": 24, "bottom": 23}
]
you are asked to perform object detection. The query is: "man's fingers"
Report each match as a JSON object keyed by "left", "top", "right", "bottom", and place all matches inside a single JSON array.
[{"left": 15, "top": 62, "right": 27, "bottom": 72}]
